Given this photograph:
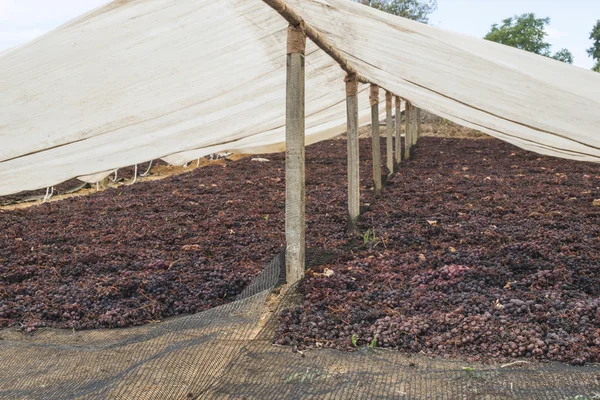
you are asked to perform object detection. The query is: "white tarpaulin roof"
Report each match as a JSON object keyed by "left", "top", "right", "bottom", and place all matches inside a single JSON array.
[{"left": 1, "top": 0, "right": 599, "bottom": 196}]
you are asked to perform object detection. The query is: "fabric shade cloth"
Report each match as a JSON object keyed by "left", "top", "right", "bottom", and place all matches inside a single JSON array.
[{"left": 0, "top": 0, "right": 599, "bottom": 196}]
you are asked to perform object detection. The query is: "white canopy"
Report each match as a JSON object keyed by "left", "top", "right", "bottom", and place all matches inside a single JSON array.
[{"left": 1, "top": 0, "right": 599, "bottom": 196}]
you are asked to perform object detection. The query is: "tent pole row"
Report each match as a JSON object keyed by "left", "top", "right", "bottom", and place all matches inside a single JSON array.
[
  {"left": 285, "top": 25, "right": 306, "bottom": 286},
  {"left": 273, "top": 0, "right": 418, "bottom": 279}
]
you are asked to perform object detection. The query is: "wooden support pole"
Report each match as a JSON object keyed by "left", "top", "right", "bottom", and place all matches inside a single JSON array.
[
  {"left": 346, "top": 74, "right": 360, "bottom": 235},
  {"left": 395, "top": 96, "right": 402, "bottom": 165},
  {"left": 404, "top": 101, "right": 412, "bottom": 160},
  {"left": 385, "top": 91, "right": 394, "bottom": 176},
  {"left": 416, "top": 107, "right": 422, "bottom": 142},
  {"left": 370, "top": 84, "right": 382, "bottom": 196},
  {"left": 413, "top": 106, "right": 420, "bottom": 148},
  {"left": 408, "top": 105, "right": 413, "bottom": 151},
  {"left": 410, "top": 105, "right": 417, "bottom": 154},
  {"left": 285, "top": 25, "right": 306, "bottom": 286}
]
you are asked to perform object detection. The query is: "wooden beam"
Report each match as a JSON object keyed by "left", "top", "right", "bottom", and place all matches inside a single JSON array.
[
  {"left": 285, "top": 25, "right": 306, "bottom": 285},
  {"left": 370, "top": 84, "right": 382, "bottom": 196},
  {"left": 346, "top": 74, "right": 360, "bottom": 235},
  {"left": 395, "top": 96, "right": 402, "bottom": 165},
  {"left": 385, "top": 91, "right": 394, "bottom": 175}
]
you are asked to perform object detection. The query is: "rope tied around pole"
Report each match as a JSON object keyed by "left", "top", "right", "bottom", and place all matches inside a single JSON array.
[
  {"left": 287, "top": 24, "right": 306, "bottom": 55},
  {"left": 369, "top": 84, "right": 379, "bottom": 106},
  {"left": 345, "top": 74, "right": 358, "bottom": 97},
  {"left": 395, "top": 96, "right": 402, "bottom": 108},
  {"left": 386, "top": 91, "right": 393, "bottom": 109}
]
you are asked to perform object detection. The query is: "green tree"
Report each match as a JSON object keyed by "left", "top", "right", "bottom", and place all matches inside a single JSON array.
[
  {"left": 552, "top": 48, "right": 574, "bottom": 64},
  {"left": 357, "top": 0, "right": 437, "bottom": 23},
  {"left": 587, "top": 20, "right": 600, "bottom": 71},
  {"left": 485, "top": 13, "right": 573, "bottom": 64}
]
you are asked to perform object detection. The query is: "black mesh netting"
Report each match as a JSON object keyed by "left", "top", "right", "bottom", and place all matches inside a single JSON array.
[{"left": 1, "top": 250, "right": 599, "bottom": 399}]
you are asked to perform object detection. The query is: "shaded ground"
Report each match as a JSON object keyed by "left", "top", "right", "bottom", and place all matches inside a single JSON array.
[
  {"left": 276, "top": 137, "right": 600, "bottom": 365},
  {"left": 0, "top": 139, "right": 387, "bottom": 331}
]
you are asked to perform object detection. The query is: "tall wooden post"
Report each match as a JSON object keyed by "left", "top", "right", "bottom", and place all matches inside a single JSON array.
[
  {"left": 413, "top": 106, "right": 420, "bottom": 147},
  {"left": 409, "top": 105, "right": 417, "bottom": 155},
  {"left": 395, "top": 96, "right": 402, "bottom": 165},
  {"left": 416, "top": 107, "right": 422, "bottom": 142},
  {"left": 404, "top": 101, "right": 412, "bottom": 160},
  {"left": 370, "top": 84, "right": 382, "bottom": 196},
  {"left": 385, "top": 91, "right": 394, "bottom": 175},
  {"left": 346, "top": 74, "right": 360, "bottom": 235},
  {"left": 285, "top": 25, "right": 306, "bottom": 285}
]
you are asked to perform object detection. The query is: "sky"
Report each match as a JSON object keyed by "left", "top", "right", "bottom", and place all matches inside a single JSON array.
[
  {"left": 0, "top": 0, "right": 598, "bottom": 69},
  {"left": 0, "top": 0, "right": 110, "bottom": 51},
  {"left": 430, "top": 0, "right": 599, "bottom": 69}
]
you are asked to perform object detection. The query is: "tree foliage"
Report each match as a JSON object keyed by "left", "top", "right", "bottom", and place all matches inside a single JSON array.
[
  {"left": 485, "top": 14, "right": 551, "bottom": 55},
  {"left": 552, "top": 48, "right": 574, "bottom": 64},
  {"left": 357, "top": 0, "right": 437, "bottom": 23},
  {"left": 485, "top": 13, "right": 573, "bottom": 64},
  {"left": 588, "top": 20, "right": 600, "bottom": 71}
]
